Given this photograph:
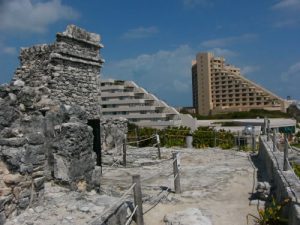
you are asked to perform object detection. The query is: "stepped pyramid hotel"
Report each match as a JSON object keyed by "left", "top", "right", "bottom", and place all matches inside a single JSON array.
[
  {"left": 100, "top": 79, "right": 182, "bottom": 128},
  {"left": 192, "top": 52, "right": 289, "bottom": 116}
]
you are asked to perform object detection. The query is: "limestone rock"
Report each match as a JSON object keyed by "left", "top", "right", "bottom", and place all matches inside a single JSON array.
[
  {"left": 3, "top": 174, "right": 22, "bottom": 185},
  {"left": 13, "top": 80, "right": 25, "bottom": 87},
  {"left": 163, "top": 208, "right": 212, "bottom": 225}
]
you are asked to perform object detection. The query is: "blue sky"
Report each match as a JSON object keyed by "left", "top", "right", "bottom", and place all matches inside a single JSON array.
[{"left": 0, "top": 0, "right": 300, "bottom": 107}]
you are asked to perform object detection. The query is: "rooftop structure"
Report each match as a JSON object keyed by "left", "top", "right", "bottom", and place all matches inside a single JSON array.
[
  {"left": 192, "top": 52, "right": 289, "bottom": 116},
  {"left": 100, "top": 79, "right": 181, "bottom": 128}
]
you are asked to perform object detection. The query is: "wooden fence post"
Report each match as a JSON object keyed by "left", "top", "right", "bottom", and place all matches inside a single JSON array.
[
  {"left": 123, "top": 136, "right": 127, "bottom": 167},
  {"left": 156, "top": 133, "right": 161, "bottom": 159},
  {"left": 273, "top": 130, "right": 276, "bottom": 152},
  {"left": 172, "top": 152, "right": 181, "bottom": 194},
  {"left": 263, "top": 117, "right": 267, "bottom": 135},
  {"left": 132, "top": 175, "right": 144, "bottom": 225},
  {"left": 238, "top": 131, "right": 240, "bottom": 151},
  {"left": 185, "top": 135, "right": 193, "bottom": 148},
  {"left": 135, "top": 127, "right": 139, "bottom": 148},
  {"left": 283, "top": 134, "right": 289, "bottom": 171},
  {"left": 252, "top": 132, "right": 255, "bottom": 152},
  {"left": 214, "top": 131, "right": 217, "bottom": 147},
  {"left": 267, "top": 119, "right": 270, "bottom": 141}
]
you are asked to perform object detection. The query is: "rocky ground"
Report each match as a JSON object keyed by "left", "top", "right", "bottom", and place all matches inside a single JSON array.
[
  {"left": 5, "top": 147, "right": 260, "bottom": 225},
  {"left": 5, "top": 182, "right": 130, "bottom": 225},
  {"left": 101, "top": 147, "right": 260, "bottom": 225}
]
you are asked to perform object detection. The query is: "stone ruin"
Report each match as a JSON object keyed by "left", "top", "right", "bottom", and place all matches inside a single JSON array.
[
  {"left": 101, "top": 117, "right": 128, "bottom": 154},
  {"left": 0, "top": 25, "right": 107, "bottom": 224}
]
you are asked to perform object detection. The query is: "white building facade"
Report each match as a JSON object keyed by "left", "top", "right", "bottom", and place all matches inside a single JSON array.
[{"left": 100, "top": 79, "right": 182, "bottom": 129}]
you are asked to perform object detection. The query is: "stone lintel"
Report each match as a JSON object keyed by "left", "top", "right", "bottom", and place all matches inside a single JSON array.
[
  {"left": 56, "top": 25, "right": 102, "bottom": 49},
  {"left": 49, "top": 53, "right": 103, "bottom": 67}
]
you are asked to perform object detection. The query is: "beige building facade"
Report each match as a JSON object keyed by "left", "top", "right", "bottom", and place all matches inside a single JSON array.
[{"left": 192, "top": 52, "right": 289, "bottom": 116}]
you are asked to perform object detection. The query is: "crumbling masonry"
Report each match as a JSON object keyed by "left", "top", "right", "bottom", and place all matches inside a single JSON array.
[{"left": 0, "top": 25, "right": 105, "bottom": 224}]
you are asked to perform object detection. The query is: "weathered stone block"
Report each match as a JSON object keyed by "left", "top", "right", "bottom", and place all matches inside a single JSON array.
[
  {"left": 0, "top": 188, "right": 12, "bottom": 197},
  {"left": 3, "top": 174, "right": 22, "bottom": 185},
  {"left": 0, "top": 195, "right": 12, "bottom": 210},
  {"left": 91, "top": 166, "right": 102, "bottom": 187},
  {"left": 0, "top": 211, "right": 6, "bottom": 225},
  {"left": 33, "top": 177, "right": 44, "bottom": 189},
  {"left": 0, "top": 138, "right": 27, "bottom": 147},
  {"left": 19, "top": 164, "right": 33, "bottom": 174},
  {"left": 26, "top": 132, "right": 44, "bottom": 145},
  {"left": 12, "top": 187, "right": 21, "bottom": 200},
  {"left": 53, "top": 154, "right": 70, "bottom": 182},
  {"left": 18, "top": 197, "right": 29, "bottom": 209}
]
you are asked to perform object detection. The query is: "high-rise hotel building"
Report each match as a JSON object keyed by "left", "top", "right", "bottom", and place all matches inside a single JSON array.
[{"left": 192, "top": 52, "right": 288, "bottom": 115}]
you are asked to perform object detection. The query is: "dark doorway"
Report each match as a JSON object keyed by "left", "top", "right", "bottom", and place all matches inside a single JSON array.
[{"left": 87, "top": 119, "right": 102, "bottom": 167}]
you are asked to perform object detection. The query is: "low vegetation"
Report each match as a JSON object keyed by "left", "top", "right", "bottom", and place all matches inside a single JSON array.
[
  {"left": 247, "top": 197, "right": 290, "bottom": 225},
  {"left": 127, "top": 124, "right": 235, "bottom": 149},
  {"left": 292, "top": 163, "right": 300, "bottom": 178},
  {"left": 180, "top": 109, "right": 290, "bottom": 120}
]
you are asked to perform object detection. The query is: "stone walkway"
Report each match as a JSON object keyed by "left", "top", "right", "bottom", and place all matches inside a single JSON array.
[{"left": 101, "top": 147, "right": 259, "bottom": 225}]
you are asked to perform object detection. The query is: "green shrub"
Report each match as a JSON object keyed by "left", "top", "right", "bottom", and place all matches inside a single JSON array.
[
  {"left": 188, "top": 109, "right": 290, "bottom": 120},
  {"left": 247, "top": 197, "right": 290, "bottom": 225},
  {"left": 192, "top": 127, "right": 235, "bottom": 149},
  {"left": 159, "top": 126, "right": 190, "bottom": 147},
  {"left": 127, "top": 125, "right": 235, "bottom": 150},
  {"left": 292, "top": 163, "right": 300, "bottom": 178}
]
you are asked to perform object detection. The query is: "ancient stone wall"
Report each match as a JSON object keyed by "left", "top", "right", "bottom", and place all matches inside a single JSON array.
[
  {"left": 13, "top": 25, "right": 103, "bottom": 120},
  {"left": 100, "top": 118, "right": 128, "bottom": 153},
  {"left": 0, "top": 82, "right": 98, "bottom": 224},
  {"left": 259, "top": 136, "right": 300, "bottom": 225},
  {"left": 14, "top": 45, "right": 54, "bottom": 89},
  {"left": 0, "top": 82, "right": 50, "bottom": 224},
  {"left": 0, "top": 25, "right": 103, "bottom": 224}
]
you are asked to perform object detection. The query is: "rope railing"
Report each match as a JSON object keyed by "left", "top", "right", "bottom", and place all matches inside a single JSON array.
[
  {"left": 127, "top": 135, "right": 156, "bottom": 145},
  {"left": 100, "top": 151, "right": 183, "bottom": 224},
  {"left": 262, "top": 135, "right": 300, "bottom": 204},
  {"left": 126, "top": 128, "right": 239, "bottom": 151},
  {"left": 89, "top": 182, "right": 137, "bottom": 225},
  {"left": 287, "top": 141, "right": 300, "bottom": 154},
  {"left": 125, "top": 205, "right": 138, "bottom": 225}
]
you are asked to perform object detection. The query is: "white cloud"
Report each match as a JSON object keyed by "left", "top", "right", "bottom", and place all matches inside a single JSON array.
[
  {"left": 279, "top": 61, "right": 300, "bottom": 99},
  {"left": 103, "top": 45, "right": 195, "bottom": 105},
  {"left": 121, "top": 26, "right": 158, "bottom": 39},
  {"left": 273, "top": 19, "right": 299, "bottom": 28},
  {"left": 240, "top": 65, "right": 260, "bottom": 76},
  {"left": 272, "top": 0, "right": 300, "bottom": 10},
  {"left": 2, "top": 47, "right": 17, "bottom": 55},
  {"left": 208, "top": 48, "right": 237, "bottom": 58},
  {"left": 0, "top": 40, "right": 17, "bottom": 55},
  {"left": 173, "top": 80, "right": 190, "bottom": 92},
  {"left": 200, "top": 34, "right": 258, "bottom": 48},
  {"left": 0, "top": 0, "right": 79, "bottom": 33},
  {"left": 271, "top": 1, "right": 300, "bottom": 28},
  {"left": 281, "top": 61, "right": 300, "bottom": 81},
  {"left": 183, "top": 0, "right": 213, "bottom": 7}
]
